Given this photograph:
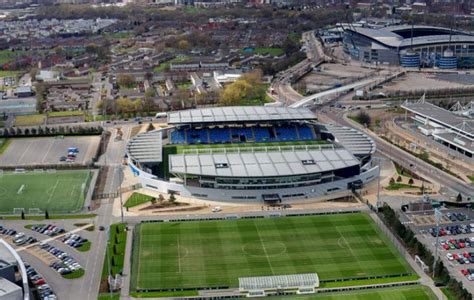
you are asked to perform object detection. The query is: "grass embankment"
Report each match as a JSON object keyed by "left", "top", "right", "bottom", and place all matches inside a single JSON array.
[
  {"left": 77, "top": 240, "right": 92, "bottom": 252},
  {"left": 153, "top": 56, "right": 188, "bottom": 73},
  {"left": 14, "top": 114, "right": 45, "bottom": 126},
  {"left": 47, "top": 111, "right": 84, "bottom": 117},
  {"left": 124, "top": 193, "right": 154, "bottom": 208},
  {"left": 102, "top": 223, "right": 127, "bottom": 278},
  {"left": 1, "top": 214, "right": 96, "bottom": 220},
  {"left": 386, "top": 183, "right": 418, "bottom": 191},
  {"left": 63, "top": 268, "right": 85, "bottom": 279},
  {"left": 0, "top": 138, "right": 11, "bottom": 155}
]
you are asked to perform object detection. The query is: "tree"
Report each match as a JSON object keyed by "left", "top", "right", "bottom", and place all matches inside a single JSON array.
[
  {"left": 45, "top": 210, "right": 49, "bottom": 219},
  {"left": 158, "top": 194, "right": 165, "bottom": 204},
  {"left": 408, "top": 178, "right": 414, "bottom": 185},
  {"left": 396, "top": 176, "right": 402, "bottom": 182},
  {"left": 150, "top": 197, "right": 157, "bottom": 207},
  {"left": 356, "top": 111, "right": 371, "bottom": 126},
  {"left": 21, "top": 211, "right": 25, "bottom": 220},
  {"left": 219, "top": 70, "right": 265, "bottom": 106},
  {"left": 169, "top": 193, "right": 176, "bottom": 203},
  {"left": 178, "top": 40, "right": 190, "bottom": 51},
  {"left": 389, "top": 177, "right": 395, "bottom": 185},
  {"left": 117, "top": 74, "right": 136, "bottom": 88},
  {"left": 146, "top": 123, "right": 155, "bottom": 132},
  {"left": 457, "top": 193, "right": 463, "bottom": 203}
]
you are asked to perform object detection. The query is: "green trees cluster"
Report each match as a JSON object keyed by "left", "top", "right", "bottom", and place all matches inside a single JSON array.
[
  {"left": 219, "top": 70, "right": 266, "bottom": 106},
  {"left": 381, "top": 205, "right": 472, "bottom": 300},
  {"left": 0, "top": 126, "right": 103, "bottom": 137}
]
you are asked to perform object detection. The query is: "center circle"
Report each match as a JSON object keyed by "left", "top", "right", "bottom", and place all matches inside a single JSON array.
[{"left": 243, "top": 240, "right": 287, "bottom": 257}]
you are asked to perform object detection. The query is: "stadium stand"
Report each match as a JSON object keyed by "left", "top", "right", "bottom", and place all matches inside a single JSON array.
[
  {"left": 298, "top": 125, "right": 315, "bottom": 140},
  {"left": 210, "top": 128, "right": 231, "bottom": 143}
]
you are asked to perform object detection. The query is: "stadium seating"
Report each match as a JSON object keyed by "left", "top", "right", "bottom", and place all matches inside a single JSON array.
[
  {"left": 187, "top": 128, "right": 209, "bottom": 144},
  {"left": 230, "top": 127, "right": 254, "bottom": 142},
  {"left": 170, "top": 124, "right": 316, "bottom": 145},
  {"left": 298, "top": 126, "right": 314, "bottom": 140},
  {"left": 253, "top": 127, "right": 272, "bottom": 142},
  {"left": 275, "top": 125, "right": 297, "bottom": 141},
  {"left": 170, "top": 129, "right": 186, "bottom": 144},
  {"left": 209, "top": 128, "right": 231, "bottom": 143}
]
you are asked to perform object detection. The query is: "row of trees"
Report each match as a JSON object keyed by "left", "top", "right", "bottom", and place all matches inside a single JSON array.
[
  {"left": 0, "top": 126, "right": 103, "bottom": 137},
  {"left": 380, "top": 205, "right": 472, "bottom": 300},
  {"left": 219, "top": 70, "right": 267, "bottom": 106}
]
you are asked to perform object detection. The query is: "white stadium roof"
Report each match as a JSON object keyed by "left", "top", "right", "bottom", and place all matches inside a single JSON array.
[
  {"left": 167, "top": 106, "right": 316, "bottom": 124},
  {"left": 169, "top": 148, "right": 360, "bottom": 177}
]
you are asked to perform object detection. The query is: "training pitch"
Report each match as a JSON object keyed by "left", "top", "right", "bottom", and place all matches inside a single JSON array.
[
  {"left": 0, "top": 170, "right": 92, "bottom": 213},
  {"left": 131, "top": 213, "right": 412, "bottom": 290}
]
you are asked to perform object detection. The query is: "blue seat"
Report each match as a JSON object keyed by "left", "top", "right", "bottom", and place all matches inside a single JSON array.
[
  {"left": 209, "top": 128, "right": 231, "bottom": 143},
  {"left": 298, "top": 126, "right": 314, "bottom": 140},
  {"left": 253, "top": 127, "right": 271, "bottom": 142},
  {"left": 275, "top": 125, "right": 297, "bottom": 141},
  {"left": 170, "top": 129, "right": 186, "bottom": 144},
  {"left": 187, "top": 128, "right": 209, "bottom": 144},
  {"left": 231, "top": 127, "right": 254, "bottom": 142}
]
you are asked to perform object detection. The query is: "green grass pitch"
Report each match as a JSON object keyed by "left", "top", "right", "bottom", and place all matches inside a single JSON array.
[
  {"left": 0, "top": 170, "right": 92, "bottom": 213},
  {"left": 271, "top": 286, "right": 437, "bottom": 300},
  {"left": 131, "top": 213, "right": 413, "bottom": 290}
]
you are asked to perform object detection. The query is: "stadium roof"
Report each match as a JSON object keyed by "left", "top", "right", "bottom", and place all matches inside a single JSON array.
[
  {"left": 169, "top": 148, "right": 360, "bottom": 177},
  {"left": 348, "top": 26, "right": 474, "bottom": 49},
  {"left": 239, "top": 273, "right": 319, "bottom": 291},
  {"left": 402, "top": 101, "right": 474, "bottom": 137},
  {"left": 325, "top": 125, "right": 375, "bottom": 157},
  {"left": 127, "top": 130, "right": 162, "bottom": 163},
  {"left": 434, "top": 132, "right": 474, "bottom": 154},
  {"left": 167, "top": 106, "right": 316, "bottom": 125}
]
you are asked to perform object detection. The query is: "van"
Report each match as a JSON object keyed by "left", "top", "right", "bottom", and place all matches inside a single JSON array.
[{"left": 155, "top": 112, "right": 167, "bottom": 119}]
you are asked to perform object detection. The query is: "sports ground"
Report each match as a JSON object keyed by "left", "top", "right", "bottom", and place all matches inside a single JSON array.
[
  {"left": 131, "top": 213, "right": 413, "bottom": 291},
  {"left": 271, "top": 286, "right": 436, "bottom": 300},
  {"left": 0, "top": 170, "right": 92, "bottom": 213}
]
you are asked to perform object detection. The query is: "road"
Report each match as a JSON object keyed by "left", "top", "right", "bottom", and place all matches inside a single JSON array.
[{"left": 319, "top": 109, "right": 474, "bottom": 198}]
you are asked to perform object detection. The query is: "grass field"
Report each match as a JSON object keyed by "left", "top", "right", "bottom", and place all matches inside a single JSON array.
[
  {"left": 131, "top": 213, "right": 413, "bottom": 291},
  {"left": 0, "top": 138, "right": 10, "bottom": 155},
  {"left": 0, "top": 170, "right": 92, "bottom": 213},
  {"left": 0, "top": 70, "right": 21, "bottom": 77},
  {"left": 124, "top": 193, "right": 154, "bottom": 208},
  {"left": 14, "top": 114, "right": 45, "bottom": 126},
  {"left": 270, "top": 286, "right": 437, "bottom": 300}
]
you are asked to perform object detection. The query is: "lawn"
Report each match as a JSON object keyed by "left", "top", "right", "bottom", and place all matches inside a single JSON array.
[
  {"left": 124, "top": 193, "right": 154, "bottom": 208},
  {"left": 0, "top": 170, "right": 92, "bottom": 214},
  {"left": 270, "top": 286, "right": 437, "bottom": 300},
  {"left": 153, "top": 55, "right": 188, "bottom": 73},
  {"left": 468, "top": 175, "right": 474, "bottom": 183},
  {"left": 0, "top": 70, "right": 21, "bottom": 77},
  {"left": 386, "top": 183, "right": 417, "bottom": 191},
  {"left": 0, "top": 50, "right": 24, "bottom": 65},
  {"left": 0, "top": 138, "right": 10, "bottom": 155},
  {"left": 131, "top": 213, "right": 413, "bottom": 291},
  {"left": 47, "top": 111, "right": 84, "bottom": 117},
  {"left": 14, "top": 114, "right": 46, "bottom": 126},
  {"left": 254, "top": 48, "right": 284, "bottom": 56}
]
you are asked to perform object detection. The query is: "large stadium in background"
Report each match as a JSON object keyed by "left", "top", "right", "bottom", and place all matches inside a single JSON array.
[{"left": 126, "top": 106, "right": 377, "bottom": 203}]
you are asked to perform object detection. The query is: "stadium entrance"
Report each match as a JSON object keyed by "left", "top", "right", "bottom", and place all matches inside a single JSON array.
[{"left": 262, "top": 194, "right": 281, "bottom": 204}]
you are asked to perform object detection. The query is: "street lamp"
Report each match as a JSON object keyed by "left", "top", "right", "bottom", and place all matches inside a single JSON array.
[
  {"left": 373, "top": 156, "right": 385, "bottom": 211},
  {"left": 432, "top": 208, "right": 442, "bottom": 278}
]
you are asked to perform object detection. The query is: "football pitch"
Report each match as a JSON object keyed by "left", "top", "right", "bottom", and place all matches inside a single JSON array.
[
  {"left": 0, "top": 170, "right": 92, "bottom": 213},
  {"left": 271, "top": 286, "right": 437, "bottom": 300},
  {"left": 131, "top": 213, "right": 413, "bottom": 290}
]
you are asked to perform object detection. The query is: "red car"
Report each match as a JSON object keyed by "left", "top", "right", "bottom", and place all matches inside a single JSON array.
[
  {"left": 459, "top": 242, "right": 465, "bottom": 248},
  {"left": 33, "top": 278, "right": 45, "bottom": 286},
  {"left": 461, "top": 269, "right": 469, "bottom": 276},
  {"left": 443, "top": 243, "right": 450, "bottom": 250},
  {"left": 453, "top": 253, "right": 460, "bottom": 260},
  {"left": 464, "top": 252, "right": 470, "bottom": 258}
]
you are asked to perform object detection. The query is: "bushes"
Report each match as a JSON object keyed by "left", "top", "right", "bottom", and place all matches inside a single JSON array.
[
  {"left": 0, "top": 125, "right": 103, "bottom": 138},
  {"left": 380, "top": 205, "right": 473, "bottom": 300},
  {"left": 103, "top": 223, "right": 127, "bottom": 277}
]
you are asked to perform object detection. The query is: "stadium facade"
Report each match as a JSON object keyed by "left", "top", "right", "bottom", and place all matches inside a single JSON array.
[
  {"left": 126, "top": 106, "right": 378, "bottom": 203},
  {"left": 402, "top": 100, "right": 474, "bottom": 161},
  {"left": 343, "top": 25, "right": 474, "bottom": 69}
]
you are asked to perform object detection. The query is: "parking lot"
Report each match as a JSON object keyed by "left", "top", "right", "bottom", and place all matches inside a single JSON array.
[
  {"left": 407, "top": 208, "right": 474, "bottom": 295},
  {"left": 0, "top": 220, "right": 98, "bottom": 300},
  {"left": 0, "top": 136, "right": 100, "bottom": 167}
]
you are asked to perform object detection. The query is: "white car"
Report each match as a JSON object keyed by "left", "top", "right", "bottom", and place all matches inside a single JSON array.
[
  {"left": 211, "top": 207, "right": 222, "bottom": 213},
  {"left": 14, "top": 232, "right": 25, "bottom": 239},
  {"left": 446, "top": 253, "right": 454, "bottom": 260}
]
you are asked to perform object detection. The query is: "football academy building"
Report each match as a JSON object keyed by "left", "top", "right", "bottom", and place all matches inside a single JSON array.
[{"left": 126, "top": 106, "right": 377, "bottom": 203}]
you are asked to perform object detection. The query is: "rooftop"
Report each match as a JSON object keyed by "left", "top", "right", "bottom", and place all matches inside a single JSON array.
[
  {"left": 169, "top": 147, "right": 359, "bottom": 177},
  {"left": 167, "top": 106, "right": 316, "bottom": 125},
  {"left": 127, "top": 130, "right": 162, "bottom": 163},
  {"left": 402, "top": 101, "right": 474, "bottom": 137},
  {"left": 239, "top": 273, "right": 319, "bottom": 291}
]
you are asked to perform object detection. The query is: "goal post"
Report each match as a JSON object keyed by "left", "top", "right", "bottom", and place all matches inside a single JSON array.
[
  {"left": 28, "top": 208, "right": 42, "bottom": 215},
  {"left": 13, "top": 208, "right": 24, "bottom": 215}
]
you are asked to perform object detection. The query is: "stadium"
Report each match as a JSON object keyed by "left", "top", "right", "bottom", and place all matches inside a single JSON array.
[
  {"left": 343, "top": 25, "right": 474, "bottom": 68},
  {"left": 126, "top": 106, "right": 377, "bottom": 203}
]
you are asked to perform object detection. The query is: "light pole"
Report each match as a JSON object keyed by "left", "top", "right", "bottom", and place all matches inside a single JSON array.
[
  {"left": 432, "top": 208, "right": 442, "bottom": 277},
  {"left": 373, "top": 156, "right": 384, "bottom": 211},
  {"left": 106, "top": 227, "right": 113, "bottom": 298},
  {"left": 118, "top": 167, "right": 124, "bottom": 224}
]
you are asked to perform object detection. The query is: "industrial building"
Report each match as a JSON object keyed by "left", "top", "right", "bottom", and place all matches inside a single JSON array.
[
  {"left": 343, "top": 25, "right": 474, "bottom": 69},
  {"left": 126, "top": 106, "right": 377, "bottom": 203}
]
